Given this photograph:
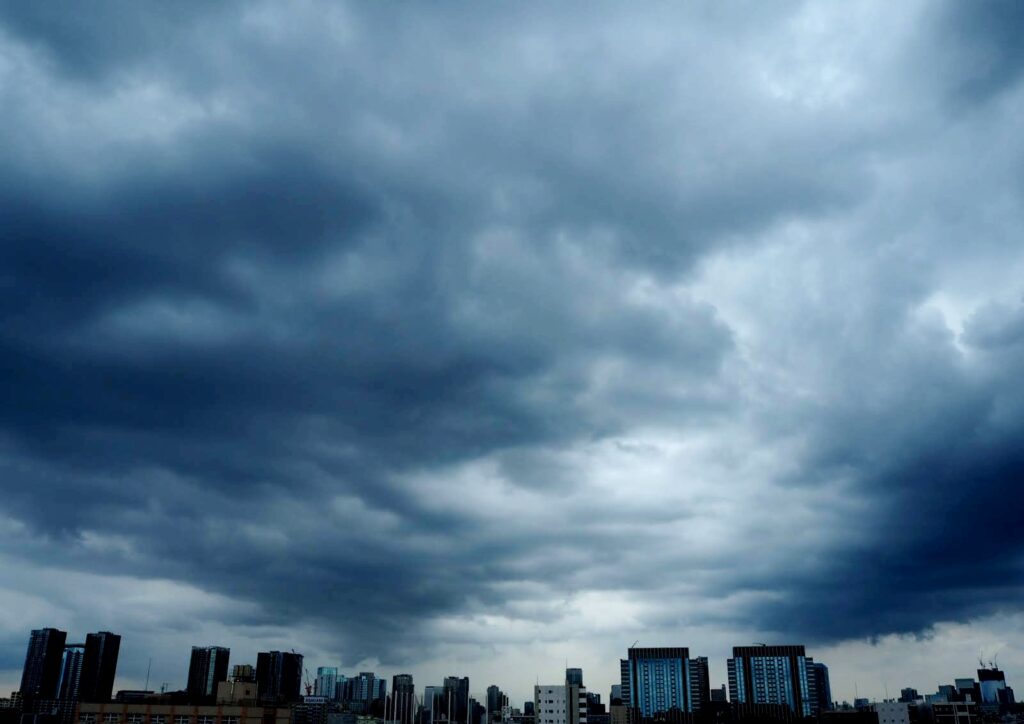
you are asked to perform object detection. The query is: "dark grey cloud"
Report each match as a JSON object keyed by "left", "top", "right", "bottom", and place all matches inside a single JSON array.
[{"left": 1, "top": 0, "right": 1023, "bottom": 700}]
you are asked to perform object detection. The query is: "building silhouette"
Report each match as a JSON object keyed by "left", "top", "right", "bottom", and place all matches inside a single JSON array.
[
  {"left": 20, "top": 628, "right": 68, "bottom": 702},
  {"left": 256, "top": 651, "right": 303, "bottom": 704},
  {"left": 57, "top": 645, "right": 86, "bottom": 701},
  {"left": 187, "top": 646, "right": 230, "bottom": 703},
  {"left": 79, "top": 632, "right": 120, "bottom": 703}
]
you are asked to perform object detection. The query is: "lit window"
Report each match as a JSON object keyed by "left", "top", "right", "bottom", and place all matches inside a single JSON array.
[
  {"left": 127, "top": 715, "right": 145, "bottom": 724},
  {"left": 104, "top": 715, "right": 121, "bottom": 724},
  {"left": 174, "top": 717, "right": 191, "bottom": 724}
]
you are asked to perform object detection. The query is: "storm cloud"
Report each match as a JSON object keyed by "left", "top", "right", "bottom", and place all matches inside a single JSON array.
[{"left": 1, "top": 0, "right": 1023, "bottom": 703}]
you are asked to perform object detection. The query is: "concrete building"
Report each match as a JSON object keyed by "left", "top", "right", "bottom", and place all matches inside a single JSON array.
[
  {"left": 534, "top": 684, "right": 586, "bottom": 724},
  {"left": 215, "top": 681, "right": 257, "bottom": 705},
  {"left": 873, "top": 702, "right": 911, "bottom": 724},
  {"left": 932, "top": 701, "right": 978, "bottom": 724}
]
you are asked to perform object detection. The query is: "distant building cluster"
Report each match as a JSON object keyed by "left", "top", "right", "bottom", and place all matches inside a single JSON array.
[{"left": 1, "top": 629, "right": 1019, "bottom": 724}]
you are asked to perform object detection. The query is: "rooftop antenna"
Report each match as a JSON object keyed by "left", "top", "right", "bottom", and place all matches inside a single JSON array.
[{"left": 144, "top": 658, "right": 152, "bottom": 692}]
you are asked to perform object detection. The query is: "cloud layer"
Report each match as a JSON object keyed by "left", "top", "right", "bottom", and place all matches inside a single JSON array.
[{"left": 1, "top": 0, "right": 1023, "bottom": 704}]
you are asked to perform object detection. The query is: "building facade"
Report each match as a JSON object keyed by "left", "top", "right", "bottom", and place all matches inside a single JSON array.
[
  {"left": 534, "top": 684, "right": 586, "bottom": 724},
  {"left": 58, "top": 646, "right": 86, "bottom": 702},
  {"left": 727, "top": 645, "right": 818, "bottom": 719},
  {"left": 75, "top": 700, "right": 290, "bottom": 724},
  {"left": 21, "top": 628, "right": 68, "bottom": 702},
  {"left": 391, "top": 675, "right": 416, "bottom": 724},
  {"left": 188, "top": 648, "right": 231, "bottom": 704},
  {"left": 255, "top": 652, "right": 303, "bottom": 705},
  {"left": 624, "top": 647, "right": 703, "bottom": 720}
]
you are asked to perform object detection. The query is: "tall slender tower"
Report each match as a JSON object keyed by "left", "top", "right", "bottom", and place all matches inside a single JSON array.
[
  {"left": 20, "top": 628, "right": 68, "bottom": 702},
  {"left": 79, "top": 632, "right": 121, "bottom": 702}
]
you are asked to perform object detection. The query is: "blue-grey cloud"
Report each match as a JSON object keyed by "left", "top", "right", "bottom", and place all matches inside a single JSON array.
[{"left": 0, "top": 0, "right": 1023, "bottom": 697}]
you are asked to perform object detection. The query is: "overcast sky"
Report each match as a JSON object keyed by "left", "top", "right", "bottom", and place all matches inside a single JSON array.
[{"left": 2, "top": 0, "right": 1024, "bottom": 708}]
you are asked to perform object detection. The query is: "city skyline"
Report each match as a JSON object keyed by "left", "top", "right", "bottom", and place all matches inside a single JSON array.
[
  {"left": 1, "top": 627, "right": 1017, "bottom": 714},
  {"left": 2, "top": 0, "right": 1024, "bottom": 715}
]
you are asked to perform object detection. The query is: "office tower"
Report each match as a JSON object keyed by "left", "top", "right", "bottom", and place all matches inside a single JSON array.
[
  {"left": 79, "top": 632, "right": 120, "bottom": 702},
  {"left": 444, "top": 677, "right": 470, "bottom": 724},
  {"left": 688, "top": 657, "right": 710, "bottom": 711},
  {"left": 811, "top": 662, "right": 832, "bottom": 713},
  {"left": 624, "top": 647, "right": 702, "bottom": 719},
  {"left": 523, "top": 701, "right": 534, "bottom": 717},
  {"left": 392, "top": 674, "right": 416, "bottom": 724},
  {"left": 534, "top": 683, "right": 587, "bottom": 724},
  {"left": 610, "top": 686, "right": 622, "bottom": 706},
  {"left": 316, "top": 668, "right": 339, "bottom": 700},
  {"left": 187, "top": 646, "right": 230, "bottom": 703},
  {"left": 256, "top": 650, "right": 303, "bottom": 704},
  {"left": 727, "top": 645, "right": 817, "bottom": 718},
  {"left": 566, "top": 669, "right": 584, "bottom": 687},
  {"left": 57, "top": 645, "right": 85, "bottom": 701},
  {"left": 20, "top": 628, "right": 68, "bottom": 701}
]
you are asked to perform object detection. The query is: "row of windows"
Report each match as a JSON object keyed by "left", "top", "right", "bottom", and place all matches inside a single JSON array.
[{"left": 80, "top": 715, "right": 239, "bottom": 724}]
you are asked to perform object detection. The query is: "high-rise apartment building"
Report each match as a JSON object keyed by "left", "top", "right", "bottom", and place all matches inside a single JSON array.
[
  {"left": 315, "top": 668, "right": 338, "bottom": 700},
  {"left": 256, "top": 651, "right": 303, "bottom": 704},
  {"left": 392, "top": 674, "right": 416, "bottom": 724},
  {"left": 187, "top": 646, "right": 230, "bottom": 703},
  {"left": 618, "top": 661, "right": 630, "bottom": 712},
  {"left": 727, "top": 645, "right": 819, "bottom": 718},
  {"left": 487, "top": 685, "right": 508, "bottom": 718},
  {"left": 20, "top": 628, "right": 68, "bottom": 701},
  {"left": 811, "top": 662, "right": 832, "bottom": 713},
  {"left": 624, "top": 647, "right": 705, "bottom": 720},
  {"left": 444, "top": 677, "right": 470, "bottom": 724},
  {"left": 79, "top": 632, "right": 120, "bottom": 702},
  {"left": 688, "top": 657, "right": 710, "bottom": 711},
  {"left": 57, "top": 645, "right": 86, "bottom": 701}
]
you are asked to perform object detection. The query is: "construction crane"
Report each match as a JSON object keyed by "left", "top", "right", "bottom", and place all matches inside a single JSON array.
[{"left": 304, "top": 667, "right": 314, "bottom": 696}]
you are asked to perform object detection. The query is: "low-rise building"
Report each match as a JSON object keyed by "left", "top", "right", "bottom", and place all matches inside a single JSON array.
[{"left": 75, "top": 700, "right": 290, "bottom": 724}]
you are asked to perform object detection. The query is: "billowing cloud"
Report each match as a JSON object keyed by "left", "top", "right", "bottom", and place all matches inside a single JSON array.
[{"left": 1, "top": 0, "right": 1023, "bottom": 706}]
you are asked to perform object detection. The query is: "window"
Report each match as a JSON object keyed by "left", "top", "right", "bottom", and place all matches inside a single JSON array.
[
  {"left": 127, "top": 715, "right": 145, "bottom": 724},
  {"left": 174, "top": 716, "right": 191, "bottom": 724},
  {"left": 223, "top": 717, "right": 239, "bottom": 724},
  {"left": 104, "top": 715, "right": 121, "bottom": 724},
  {"left": 80, "top": 715, "right": 97, "bottom": 724},
  {"left": 150, "top": 717, "right": 165, "bottom": 724},
  {"left": 197, "top": 716, "right": 216, "bottom": 724}
]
